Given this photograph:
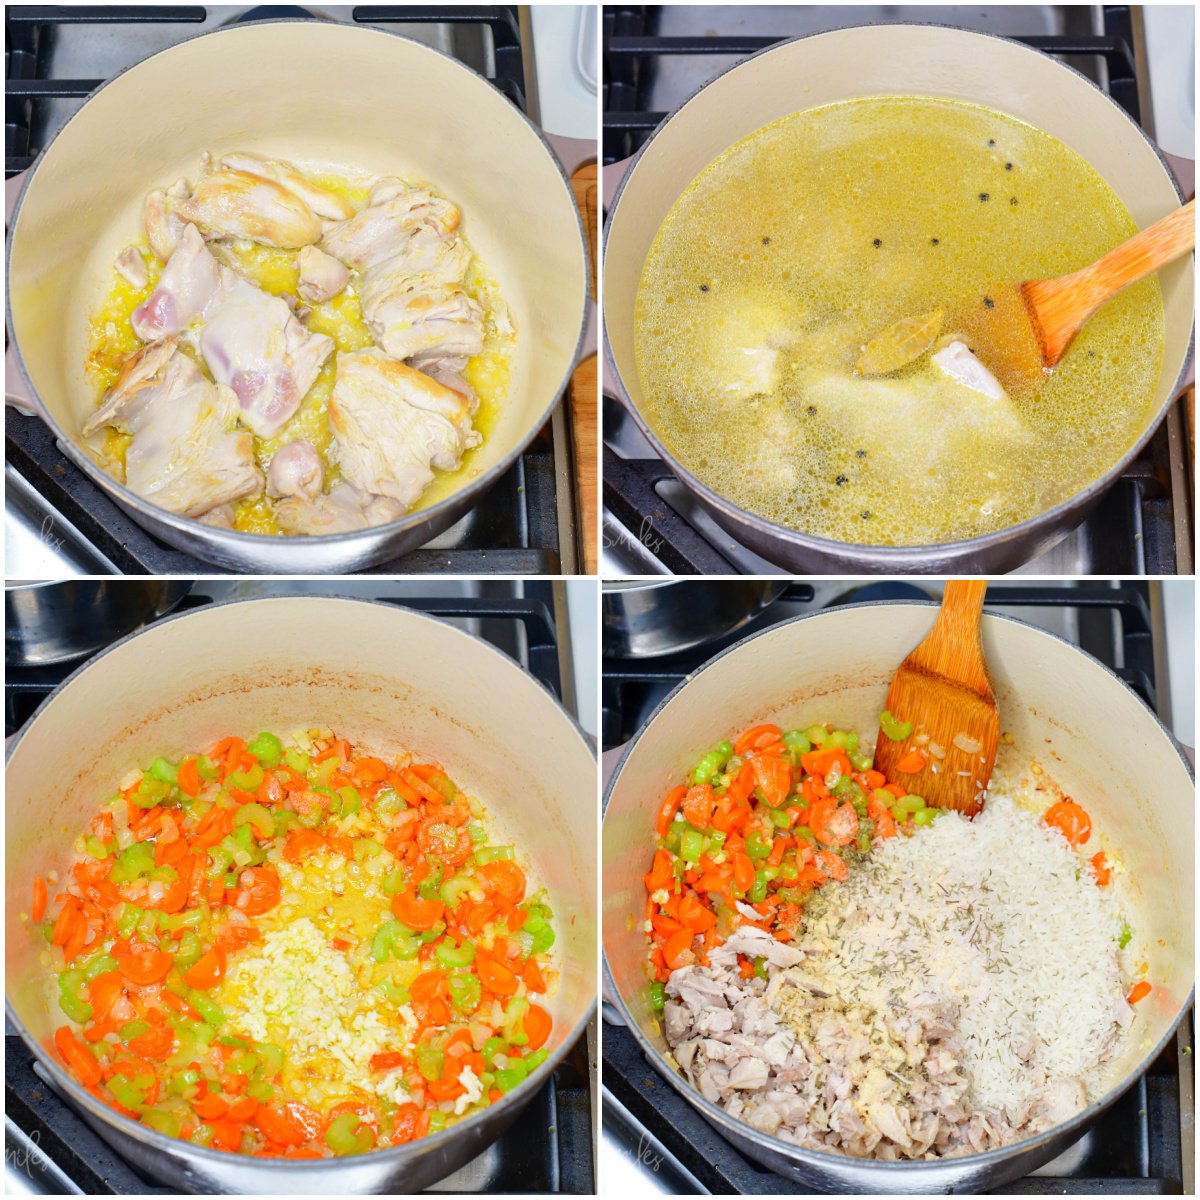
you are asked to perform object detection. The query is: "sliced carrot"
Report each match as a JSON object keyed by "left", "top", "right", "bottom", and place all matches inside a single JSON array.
[
  {"left": 750, "top": 755, "right": 792, "bottom": 808},
  {"left": 182, "top": 947, "right": 227, "bottom": 990},
  {"left": 894, "top": 750, "right": 927, "bottom": 774},
  {"left": 807, "top": 798, "right": 859, "bottom": 848},
  {"left": 1044, "top": 800, "right": 1091, "bottom": 847},
  {"left": 234, "top": 866, "right": 281, "bottom": 917},
  {"left": 644, "top": 849, "right": 674, "bottom": 894},
  {"left": 391, "top": 893, "right": 445, "bottom": 932},
  {"left": 662, "top": 928, "right": 696, "bottom": 971},
  {"left": 283, "top": 828, "right": 326, "bottom": 863},
  {"left": 800, "top": 747, "right": 852, "bottom": 780},
  {"left": 478, "top": 860, "right": 526, "bottom": 906},
  {"left": 680, "top": 784, "right": 716, "bottom": 829},
  {"left": 177, "top": 757, "right": 201, "bottom": 798},
  {"left": 1127, "top": 980, "right": 1151, "bottom": 1005},
  {"left": 32, "top": 875, "right": 48, "bottom": 923},
  {"left": 814, "top": 850, "right": 848, "bottom": 882},
  {"left": 55, "top": 1026, "right": 102, "bottom": 1086},
  {"left": 522, "top": 957, "right": 547, "bottom": 993},
  {"left": 733, "top": 724, "right": 782, "bottom": 757},
  {"left": 127, "top": 1025, "right": 174, "bottom": 1061},
  {"left": 112, "top": 938, "right": 172, "bottom": 985},
  {"left": 475, "top": 952, "right": 518, "bottom": 997},
  {"left": 655, "top": 785, "right": 687, "bottom": 837},
  {"left": 523, "top": 1003, "right": 553, "bottom": 1052},
  {"left": 1089, "top": 851, "right": 1112, "bottom": 886}
]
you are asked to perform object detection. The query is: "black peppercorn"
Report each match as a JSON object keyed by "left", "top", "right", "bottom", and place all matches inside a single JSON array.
[
  {"left": 1005, "top": 162, "right": 1013, "bottom": 171},
  {"left": 855, "top": 449, "right": 866, "bottom": 459},
  {"left": 872, "top": 238, "right": 882, "bottom": 248},
  {"left": 699, "top": 283, "right": 709, "bottom": 292},
  {"left": 835, "top": 475, "right": 848, "bottom": 486},
  {"left": 762, "top": 236, "right": 771, "bottom": 245},
  {"left": 861, "top": 510, "right": 871, "bottom": 520},
  {"left": 979, "top": 193, "right": 990, "bottom": 202},
  {"left": 1010, "top": 197, "right": 1019, "bottom": 206},
  {"left": 931, "top": 237, "right": 940, "bottom": 246},
  {"left": 983, "top": 296, "right": 995, "bottom": 309},
  {"left": 807, "top": 405, "right": 817, "bottom": 416}
]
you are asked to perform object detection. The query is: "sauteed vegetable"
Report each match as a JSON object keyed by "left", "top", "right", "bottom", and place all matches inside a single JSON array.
[
  {"left": 644, "top": 718, "right": 1153, "bottom": 1160},
  {"left": 34, "top": 731, "right": 555, "bottom": 1157}
]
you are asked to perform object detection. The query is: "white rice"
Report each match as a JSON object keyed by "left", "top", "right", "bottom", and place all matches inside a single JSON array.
[{"left": 797, "top": 789, "right": 1131, "bottom": 1113}]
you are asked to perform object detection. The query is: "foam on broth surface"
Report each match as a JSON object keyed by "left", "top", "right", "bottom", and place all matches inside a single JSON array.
[{"left": 634, "top": 96, "right": 1164, "bottom": 547}]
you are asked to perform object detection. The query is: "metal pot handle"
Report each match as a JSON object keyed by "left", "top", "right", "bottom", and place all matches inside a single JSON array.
[
  {"left": 5, "top": 170, "right": 40, "bottom": 415},
  {"left": 543, "top": 133, "right": 598, "bottom": 365},
  {"left": 603, "top": 155, "right": 635, "bottom": 209}
]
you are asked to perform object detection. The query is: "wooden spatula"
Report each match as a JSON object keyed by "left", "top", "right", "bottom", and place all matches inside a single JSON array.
[
  {"left": 1022, "top": 198, "right": 1195, "bottom": 367},
  {"left": 873, "top": 581, "right": 998, "bottom": 817}
]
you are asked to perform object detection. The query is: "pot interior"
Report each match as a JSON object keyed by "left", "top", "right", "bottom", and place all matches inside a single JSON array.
[
  {"left": 8, "top": 21, "right": 586, "bottom": 516},
  {"left": 604, "top": 25, "right": 1192, "bottom": 500},
  {"left": 603, "top": 604, "right": 1193, "bottom": 1153},
  {"left": 7, "top": 597, "right": 597, "bottom": 1070}
]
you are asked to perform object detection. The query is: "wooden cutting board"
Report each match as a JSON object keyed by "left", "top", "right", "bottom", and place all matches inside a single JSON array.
[{"left": 571, "top": 162, "right": 598, "bottom": 574}]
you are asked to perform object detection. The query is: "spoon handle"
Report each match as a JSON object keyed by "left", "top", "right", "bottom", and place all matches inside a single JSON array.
[
  {"left": 1030, "top": 199, "right": 1195, "bottom": 326},
  {"left": 914, "top": 581, "right": 991, "bottom": 698}
]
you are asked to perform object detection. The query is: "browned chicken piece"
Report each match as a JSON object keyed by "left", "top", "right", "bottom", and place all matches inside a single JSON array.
[
  {"left": 217, "top": 152, "right": 356, "bottom": 221},
  {"left": 174, "top": 166, "right": 323, "bottom": 248},
  {"left": 297, "top": 245, "right": 350, "bottom": 304},
  {"left": 330, "top": 348, "right": 479, "bottom": 511}
]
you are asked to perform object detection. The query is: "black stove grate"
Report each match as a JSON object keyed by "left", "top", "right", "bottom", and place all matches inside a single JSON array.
[
  {"left": 601, "top": 581, "right": 1189, "bottom": 1192},
  {"left": 5, "top": 5, "right": 563, "bottom": 577},
  {"left": 600, "top": 5, "right": 1181, "bottom": 577},
  {"left": 5, "top": 585, "right": 595, "bottom": 1195}
]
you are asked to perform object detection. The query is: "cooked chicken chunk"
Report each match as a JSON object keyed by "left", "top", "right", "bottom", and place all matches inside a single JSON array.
[
  {"left": 174, "top": 166, "right": 322, "bottom": 248},
  {"left": 364, "top": 279, "right": 485, "bottom": 365},
  {"left": 266, "top": 439, "right": 324, "bottom": 500},
  {"left": 217, "top": 152, "right": 356, "bottom": 221},
  {"left": 319, "top": 178, "right": 486, "bottom": 368},
  {"left": 932, "top": 341, "right": 1007, "bottom": 400},
  {"left": 297, "top": 245, "right": 350, "bottom": 304},
  {"left": 275, "top": 483, "right": 405, "bottom": 535},
  {"left": 144, "top": 179, "right": 190, "bottom": 261},
  {"left": 131, "top": 224, "right": 220, "bottom": 342},
  {"left": 81, "top": 340, "right": 261, "bottom": 518},
  {"left": 199, "top": 267, "right": 334, "bottom": 439},
  {"left": 330, "top": 348, "right": 479, "bottom": 511},
  {"left": 319, "top": 178, "right": 460, "bottom": 268}
]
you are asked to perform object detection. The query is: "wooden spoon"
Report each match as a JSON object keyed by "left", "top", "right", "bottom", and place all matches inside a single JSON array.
[
  {"left": 873, "top": 581, "right": 998, "bottom": 817},
  {"left": 1022, "top": 198, "right": 1195, "bottom": 367}
]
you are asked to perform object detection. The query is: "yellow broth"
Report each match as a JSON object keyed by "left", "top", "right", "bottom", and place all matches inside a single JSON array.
[
  {"left": 84, "top": 171, "right": 513, "bottom": 537},
  {"left": 633, "top": 96, "right": 1165, "bottom": 546}
]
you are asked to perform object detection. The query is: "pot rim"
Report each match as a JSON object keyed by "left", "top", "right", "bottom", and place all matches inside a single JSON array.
[
  {"left": 602, "top": 21, "right": 1195, "bottom": 568},
  {"left": 5, "top": 18, "right": 590, "bottom": 560},
  {"left": 6, "top": 593, "right": 598, "bottom": 1176},
  {"left": 601, "top": 599, "right": 1195, "bottom": 1176}
]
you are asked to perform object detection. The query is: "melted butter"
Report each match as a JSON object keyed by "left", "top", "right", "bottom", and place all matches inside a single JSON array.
[
  {"left": 85, "top": 168, "right": 513, "bottom": 537},
  {"left": 634, "top": 96, "right": 1165, "bottom": 547}
]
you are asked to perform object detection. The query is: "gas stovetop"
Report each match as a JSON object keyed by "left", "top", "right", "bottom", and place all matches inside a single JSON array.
[
  {"left": 600, "top": 580, "right": 1194, "bottom": 1194},
  {"left": 5, "top": 580, "right": 597, "bottom": 1195},
  {"left": 4, "top": 5, "right": 577, "bottom": 576},
  {"left": 600, "top": 4, "right": 1194, "bottom": 577}
]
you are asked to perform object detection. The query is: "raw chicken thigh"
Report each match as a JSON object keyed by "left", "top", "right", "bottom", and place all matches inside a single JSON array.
[
  {"left": 199, "top": 266, "right": 334, "bottom": 439},
  {"left": 267, "top": 439, "right": 325, "bottom": 500},
  {"left": 131, "top": 223, "right": 334, "bottom": 438},
  {"left": 131, "top": 224, "right": 220, "bottom": 342},
  {"left": 330, "top": 348, "right": 480, "bottom": 511},
  {"left": 82, "top": 340, "right": 261, "bottom": 518}
]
